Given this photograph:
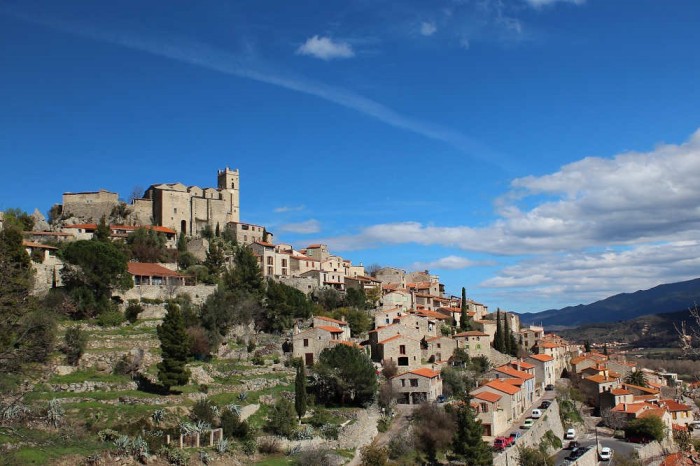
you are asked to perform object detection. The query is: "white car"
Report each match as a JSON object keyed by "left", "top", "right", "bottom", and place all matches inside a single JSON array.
[
  {"left": 599, "top": 447, "right": 612, "bottom": 461},
  {"left": 531, "top": 409, "right": 542, "bottom": 419},
  {"left": 564, "top": 428, "right": 576, "bottom": 439}
]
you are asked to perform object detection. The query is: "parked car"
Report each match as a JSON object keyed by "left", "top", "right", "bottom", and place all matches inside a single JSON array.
[
  {"left": 493, "top": 436, "right": 513, "bottom": 451},
  {"left": 545, "top": 384, "right": 555, "bottom": 391},
  {"left": 531, "top": 409, "right": 543, "bottom": 419},
  {"left": 566, "top": 447, "right": 582, "bottom": 461},
  {"left": 509, "top": 431, "right": 522, "bottom": 445},
  {"left": 436, "top": 395, "right": 446, "bottom": 403},
  {"left": 599, "top": 447, "right": 613, "bottom": 461},
  {"left": 564, "top": 428, "right": 576, "bottom": 439},
  {"left": 566, "top": 441, "right": 580, "bottom": 450},
  {"left": 522, "top": 419, "right": 535, "bottom": 429},
  {"left": 539, "top": 400, "right": 551, "bottom": 409}
]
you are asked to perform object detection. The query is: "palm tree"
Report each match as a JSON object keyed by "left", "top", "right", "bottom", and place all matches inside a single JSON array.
[{"left": 625, "top": 370, "right": 647, "bottom": 387}]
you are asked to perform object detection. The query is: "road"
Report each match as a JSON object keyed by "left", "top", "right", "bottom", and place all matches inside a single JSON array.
[{"left": 554, "top": 435, "right": 640, "bottom": 465}]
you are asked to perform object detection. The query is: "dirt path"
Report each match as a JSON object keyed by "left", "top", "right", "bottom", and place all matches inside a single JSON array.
[{"left": 347, "top": 404, "right": 417, "bottom": 465}]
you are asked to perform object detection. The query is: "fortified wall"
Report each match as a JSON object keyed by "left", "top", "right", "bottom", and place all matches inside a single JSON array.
[{"left": 62, "top": 190, "right": 119, "bottom": 222}]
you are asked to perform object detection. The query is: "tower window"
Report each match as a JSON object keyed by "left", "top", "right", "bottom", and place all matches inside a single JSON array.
[{"left": 231, "top": 182, "right": 235, "bottom": 189}]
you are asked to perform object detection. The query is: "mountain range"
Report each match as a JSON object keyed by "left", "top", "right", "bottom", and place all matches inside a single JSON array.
[{"left": 518, "top": 277, "right": 700, "bottom": 328}]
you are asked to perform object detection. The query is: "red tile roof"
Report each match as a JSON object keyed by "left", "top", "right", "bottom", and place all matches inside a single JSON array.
[
  {"left": 495, "top": 365, "right": 534, "bottom": 380},
  {"left": 484, "top": 379, "right": 520, "bottom": 395},
  {"left": 473, "top": 391, "right": 502, "bottom": 403},
  {"left": 315, "top": 315, "right": 347, "bottom": 326},
  {"left": 528, "top": 354, "right": 554, "bottom": 362},
  {"left": 410, "top": 368, "right": 440, "bottom": 378},
  {"left": 22, "top": 240, "right": 58, "bottom": 250},
  {"left": 379, "top": 334, "right": 414, "bottom": 345},
  {"left": 127, "top": 262, "right": 182, "bottom": 277}
]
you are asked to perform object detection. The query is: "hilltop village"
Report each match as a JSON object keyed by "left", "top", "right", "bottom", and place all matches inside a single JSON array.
[{"left": 0, "top": 167, "right": 698, "bottom": 465}]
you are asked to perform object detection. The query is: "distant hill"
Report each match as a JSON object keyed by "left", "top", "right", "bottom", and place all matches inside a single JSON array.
[
  {"left": 555, "top": 308, "right": 697, "bottom": 348},
  {"left": 519, "top": 277, "right": 700, "bottom": 328}
]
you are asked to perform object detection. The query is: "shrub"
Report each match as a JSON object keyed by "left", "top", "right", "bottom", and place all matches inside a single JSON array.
[
  {"left": 290, "top": 425, "right": 314, "bottom": 440},
  {"left": 307, "top": 408, "right": 333, "bottom": 428},
  {"left": 247, "top": 341, "right": 256, "bottom": 353},
  {"left": 293, "top": 449, "right": 337, "bottom": 466},
  {"left": 381, "top": 359, "right": 398, "bottom": 379},
  {"left": 360, "top": 441, "right": 388, "bottom": 466},
  {"left": 97, "top": 429, "right": 119, "bottom": 442},
  {"left": 125, "top": 302, "right": 144, "bottom": 323},
  {"left": 220, "top": 409, "right": 249, "bottom": 439},
  {"left": 241, "top": 439, "right": 257, "bottom": 456},
  {"left": 191, "top": 398, "right": 216, "bottom": 425},
  {"left": 266, "top": 398, "right": 297, "bottom": 438},
  {"left": 377, "top": 416, "right": 391, "bottom": 432},
  {"left": 320, "top": 423, "right": 339, "bottom": 440},
  {"left": 252, "top": 352, "right": 265, "bottom": 366},
  {"left": 96, "top": 309, "right": 125, "bottom": 327},
  {"left": 157, "top": 445, "right": 190, "bottom": 465},
  {"left": 388, "top": 430, "right": 414, "bottom": 459},
  {"left": 62, "top": 325, "right": 87, "bottom": 365},
  {"left": 214, "top": 438, "right": 229, "bottom": 454},
  {"left": 258, "top": 436, "right": 283, "bottom": 454}
]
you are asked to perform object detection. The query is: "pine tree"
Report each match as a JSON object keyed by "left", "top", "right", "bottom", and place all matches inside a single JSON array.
[
  {"left": 452, "top": 397, "right": 492, "bottom": 465},
  {"left": 157, "top": 303, "right": 190, "bottom": 391},
  {"left": 584, "top": 340, "right": 591, "bottom": 353},
  {"left": 603, "top": 344, "right": 609, "bottom": 356},
  {"left": 294, "top": 363, "right": 307, "bottom": 421}
]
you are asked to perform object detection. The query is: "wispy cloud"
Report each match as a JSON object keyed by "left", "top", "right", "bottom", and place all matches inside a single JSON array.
[
  {"left": 0, "top": 7, "right": 504, "bottom": 167},
  {"left": 420, "top": 22, "right": 437, "bottom": 37},
  {"left": 296, "top": 35, "right": 355, "bottom": 60},
  {"left": 274, "top": 205, "right": 305, "bottom": 213},
  {"left": 524, "top": 0, "right": 586, "bottom": 8},
  {"left": 410, "top": 255, "right": 481, "bottom": 270},
  {"left": 279, "top": 219, "right": 321, "bottom": 234}
]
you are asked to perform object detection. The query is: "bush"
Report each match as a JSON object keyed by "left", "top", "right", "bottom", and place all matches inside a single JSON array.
[
  {"left": 63, "top": 325, "right": 87, "bottom": 365},
  {"left": 360, "top": 441, "right": 388, "bottom": 466},
  {"left": 247, "top": 341, "right": 256, "bottom": 353},
  {"left": 124, "top": 302, "right": 143, "bottom": 323},
  {"left": 377, "top": 416, "right": 391, "bottom": 432},
  {"left": 241, "top": 439, "right": 257, "bottom": 456},
  {"left": 157, "top": 446, "right": 190, "bottom": 465},
  {"left": 320, "top": 423, "right": 339, "bottom": 440},
  {"left": 266, "top": 398, "right": 297, "bottom": 438},
  {"left": 191, "top": 398, "right": 216, "bottom": 425},
  {"left": 293, "top": 449, "right": 337, "bottom": 466},
  {"left": 220, "top": 409, "right": 250, "bottom": 439},
  {"left": 388, "top": 430, "right": 414, "bottom": 459},
  {"left": 96, "top": 309, "right": 125, "bottom": 327},
  {"left": 252, "top": 352, "right": 265, "bottom": 366},
  {"left": 258, "top": 436, "right": 283, "bottom": 454}
]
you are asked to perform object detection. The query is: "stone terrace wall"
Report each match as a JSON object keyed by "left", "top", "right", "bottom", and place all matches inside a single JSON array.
[
  {"left": 117, "top": 284, "right": 217, "bottom": 305},
  {"left": 62, "top": 190, "right": 119, "bottom": 221}
]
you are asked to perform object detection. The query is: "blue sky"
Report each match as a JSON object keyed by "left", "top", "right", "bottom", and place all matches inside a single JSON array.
[{"left": 2, "top": 0, "right": 700, "bottom": 313}]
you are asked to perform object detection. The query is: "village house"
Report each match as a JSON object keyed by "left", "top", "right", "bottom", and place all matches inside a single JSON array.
[
  {"left": 472, "top": 391, "right": 509, "bottom": 437},
  {"left": 373, "top": 307, "right": 405, "bottom": 328},
  {"left": 526, "top": 353, "right": 556, "bottom": 394},
  {"left": 127, "top": 262, "right": 187, "bottom": 286},
  {"left": 579, "top": 372, "right": 622, "bottom": 407},
  {"left": 423, "top": 336, "right": 456, "bottom": 363},
  {"left": 488, "top": 364, "right": 536, "bottom": 406},
  {"left": 380, "top": 289, "right": 412, "bottom": 311},
  {"left": 518, "top": 325, "right": 545, "bottom": 351},
  {"left": 376, "top": 334, "right": 422, "bottom": 370},
  {"left": 391, "top": 367, "right": 443, "bottom": 404},
  {"left": 453, "top": 330, "right": 490, "bottom": 358},
  {"left": 471, "top": 379, "right": 524, "bottom": 425}
]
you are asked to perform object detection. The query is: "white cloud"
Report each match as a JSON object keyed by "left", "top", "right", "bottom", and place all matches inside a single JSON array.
[
  {"left": 410, "top": 255, "right": 480, "bottom": 270},
  {"left": 279, "top": 219, "right": 321, "bottom": 234},
  {"left": 296, "top": 35, "right": 355, "bottom": 60},
  {"left": 274, "top": 205, "right": 305, "bottom": 213},
  {"left": 420, "top": 22, "right": 437, "bottom": 37},
  {"left": 323, "top": 129, "right": 700, "bottom": 255},
  {"left": 524, "top": 0, "right": 585, "bottom": 8}
]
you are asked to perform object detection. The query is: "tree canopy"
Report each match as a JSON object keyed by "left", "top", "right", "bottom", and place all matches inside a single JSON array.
[
  {"left": 315, "top": 344, "right": 377, "bottom": 406},
  {"left": 625, "top": 415, "right": 665, "bottom": 442},
  {"left": 157, "top": 302, "right": 191, "bottom": 391}
]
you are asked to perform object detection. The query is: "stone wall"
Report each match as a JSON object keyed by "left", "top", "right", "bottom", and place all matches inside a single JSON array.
[
  {"left": 494, "top": 400, "right": 566, "bottom": 466},
  {"left": 62, "top": 190, "right": 119, "bottom": 221},
  {"left": 116, "top": 283, "right": 217, "bottom": 305}
]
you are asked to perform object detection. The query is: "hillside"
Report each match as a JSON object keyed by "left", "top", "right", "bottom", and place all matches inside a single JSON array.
[
  {"left": 519, "top": 277, "right": 700, "bottom": 327},
  {"left": 555, "top": 308, "right": 698, "bottom": 348}
]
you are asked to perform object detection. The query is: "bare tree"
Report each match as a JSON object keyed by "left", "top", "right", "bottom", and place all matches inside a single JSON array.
[
  {"left": 129, "top": 185, "right": 145, "bottom": 203},
  {"left": 676, "top": 304, "right": 700, "bottom": 357}
]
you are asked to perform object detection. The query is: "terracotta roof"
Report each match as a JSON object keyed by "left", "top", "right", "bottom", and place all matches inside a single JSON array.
[
  {"left": 633, "top": 395, "right": 659, "bottom": 402},
  {"left": 662, "top": 399, "right": 692, "bottom": 412},
  {"left": 612, "top": 402, "right": 652, "bottom": 414},
  {"left": 22, "top": 240, "right": 58, "bottom": 250},
  {"left": 512, "top": 360, "right": 535, "bottom": 370},
  {"left": 623, "top": 383, "right": 660, "bottom": 395},
  {"left": 64, "top": 223, "right": 97, "bottom": 230},
  {"left": 315, "top": 315, "right": 347, "bottom": 326},
  {"left": 254, "top": 241, "right": 275, "bottom": 248},
  {"left": 369, "top": 324, "right": 398, "bottom": 333},
  {"left": 585, "top": 374, "right": 618, "bottom": 384},
  {"left": 316, "top": 325, "right": 344, "bottom": 334},
  {"left": 379, "top": 334, "right": 415, "bottom": 345},
  {"left": 538, "top": 342, "right": 560, "bottom": 349},
  {"left": 111, "top": 224, "right": 177, "bottom": 234},
  {"left": 330, "top": 340, "right": 361, "bottom": 348},
  {"left": 503, "top": 378, "right": 524, "bottom": 387},
  {"left": 528, "top": 354, "right": 554, "bottom": 362},
  {"left": 454, "top": 331, "right": 488, "bottom": 337},
  {"left": 495, "top": 365, "right": 534, "bottom": 380},
  {"left": 24, "top": 231, "right": 73, "bottom": 237},
  {"left": 410, "top": 368, "right": 440, "bottom": 378},
  {"left": 306, "top": 244, "right": 323, "bottom": 249},
  {"left": 661, "top": 452, "right": 698, "bottom": 466},
  {"left": 127, "top": 262, "right": 182, "bottom": 277},
  {"left": 414, "top": 310, "right": 451, "bottom": 320},
  {"left": 473, "top": 391, "right": 502, "bottom": 403},
  {"left": 611, "top": 388, "right": 632, "bottom": 396},
  {"left": 484, "top": 379, "right": 520, "bottom": 395},
  {"left": 571, "top": 355, "right": 590, "bottom": 365}
]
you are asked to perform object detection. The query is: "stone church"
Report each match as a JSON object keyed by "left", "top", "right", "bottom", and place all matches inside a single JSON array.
[{"left": 61, "top": 167, "right": 240, "bottom": 236}]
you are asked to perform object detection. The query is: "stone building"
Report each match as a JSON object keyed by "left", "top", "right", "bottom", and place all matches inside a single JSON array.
[
  {"left": 144, "top": 167, "right": 240, "bottom": 236},
  {"left": 62, "top": 190, "right": 120, "bottom": 221},
  {"left": 391, "top": 368, "right": 443, "bottom": 404}
]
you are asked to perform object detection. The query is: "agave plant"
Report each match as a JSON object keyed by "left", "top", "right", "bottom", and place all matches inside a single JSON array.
[
  {"left": 238, "top": 392, "right": 248, "bottom": 402},
  {"left": 151, "top": 408, "right": 165, "bottom": 425},
  {"left": 2, "top": 403, "right": 30, "bottom": 422},
  {"left": 113, "top": 435, "right": 131, "bottom": 456},
  {"left": 130, "top": 435, "right": 149, "bottom": 461},
  {"left": 226, "top": 403, "right": 242, "bottom": 416},
  {"left": 179, "top": 421, "right": 197, "bottom": 435},
  {"left": 194, "top": 419, "right": 211, "bottom": 433},
  {"left": 215, "top": 437, "right": 230, "bottom": 454},
  {"left": 199, "top": 450, "right": 212, "bottom": 464}
]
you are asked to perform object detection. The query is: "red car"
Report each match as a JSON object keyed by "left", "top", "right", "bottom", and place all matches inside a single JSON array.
[{"left": 493, "top": 436, "right": 513, "bottom": 451}]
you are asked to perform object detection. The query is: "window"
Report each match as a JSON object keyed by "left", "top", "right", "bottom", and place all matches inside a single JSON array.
[
  {"left": 267, "top": 266, "right": 273, "bottom": 275},
  {"left": 437, "top": 343, "right": 441, "bottom": 349},
  {"left": 481, "top": 403, "right": 489, "bottom": 413},
  {"left": 410, "top": 379, "right": 418, "bottom": 387},
  {"left": 401, "top": 379, "right": 406, "bottom": 387},
  {"left": 399, "top": 345, "right": 406, "bottom": 355},
  {"left": 398, "top": 357, "right": 409, "bottom": 366},
  {"left": 267, "top": 257, "right": 273, "bottom": 265},
  {"left": 303, "top": 339, "right": 309, "bottom": 347},
  {"left": 282, "top": 259, "right": 288, "bottom": 267}
]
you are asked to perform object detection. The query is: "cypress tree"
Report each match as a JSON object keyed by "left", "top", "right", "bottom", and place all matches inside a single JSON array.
[
  {"left": 460, "top": 287, "right": 471, "bottom": 331},
  {"left": 157, "top": 302, "right": 190, "bottom": 391},
  {"left": 294, "top": 363, "right": 307, "bottom": 421},
  {"left": 94, "top": 215, "right": 110, "bottom": 242},
  {"left": 603, "top": 344, "right": 608, "bottom": 356},
  {"left": 494, "top": 309, "right": 504, "bottom": 353},
  {"left": 452, "top": 396, "right": 492, "bottom": 465},
  {"left": 177, "top": 231, "right": 187, "bottom": 252},
  {"left": 503, "top": 312, "right": 516, "bottom": 356}
]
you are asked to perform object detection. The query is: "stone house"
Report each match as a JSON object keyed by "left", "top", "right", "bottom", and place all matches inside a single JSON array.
[
  {"left": 226, "top": 221, "right": 268, "bottom": 246},
  {"left": 518, "top": 325, "right": 545, "bottom": 351},
  {"left": 393, "top": 313, "right": 438, "bottom": 338},
  {"left": 472, "top": 391, "right": 509, "bottom": 437},
  {"left": 293, "top": 325, "right": 345, "bottom": 366},
  {"left": 345, "top": 275, "right": 382, "bottom": 293},
  {"left": 423, "top": 336, "right": 456, "bottom": 363},
  {"left": 381, "top": 290, "right": 412, "bottom": 311},
  {"left": 391, "top": 367, "right": 443, "bottom": 404},
  {"left": 579, "top": 373, "right": 622, "bottom": 407},
  {"left": 300, "top": 269, "right": 345, "bottom": 291},
  {"left": 453, "top": 331, "right": 490, "bottom": 358},
  {"left": 61, "top": 189, "right": 120, "bottom": 222},
  {"left": 290, "top": 254, "right": 319, "bottom": 276},
  {"left": 23, "top": 241, "right": 63, "bottom": 293},
  {"left": 473, "top": 320, "right": 497, "bottom": 343},
  {"left": 374, "top": 267, "right": 406, "bottom": 288},
  {"left": 471, "top": 379, "right": 523, "bottom": 424},
  {"left": 526, "top": 353, "right": 556, "bottom": 393},
  {"left": 489, "top": 364, "right": 536, "bottom": 407},
  {"left": 127, "top": 263, "right": 187, "bottom": 286},
  {"left": 303, "top": 244, "right": 330, "bottom": 262},
  {"left": 312, "top": 316, "right": 351, "bottom": 340},
  {"left": 373, "top": 307, "right": 405, "bottom": 328},
  {"left": 376, "top": 334, "right": 422, "bottom": 370}
]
